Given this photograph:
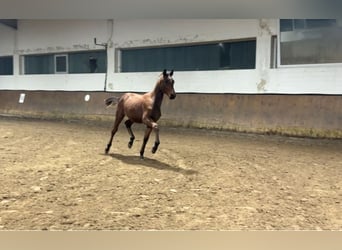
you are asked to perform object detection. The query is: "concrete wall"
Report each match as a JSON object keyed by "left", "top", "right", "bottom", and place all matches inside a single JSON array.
[
  {"left": 0, "top": 90, "right": 112, "bottom": 119},
  {"left": 0, "top": 90, "right": 341, "bottom": 138},
  {"left": 161, "top": 93, "right": 342, "bottom": 138}
]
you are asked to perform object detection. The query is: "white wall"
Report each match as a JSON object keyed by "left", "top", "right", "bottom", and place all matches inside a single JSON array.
[
  {"left": 0, "top": 23, "right": 16, "bottom": 55},
  {"left": 16, "top": 20, "right": 109, "bottom": 54},
  {"left": 112, "top": 19, "right": 259, "bottom": 48},
  {"left": 0, "top": 19, "right": 341, "bottom": 94},
  {"left": 268, "top": 66, "right": 342, "bottom": 94},
  {"left": 0, "top": 74, "right": 106, "bottom": 91}
]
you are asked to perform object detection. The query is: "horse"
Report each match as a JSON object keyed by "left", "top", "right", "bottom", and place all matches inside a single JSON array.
[{"left": 104, "top": 69, "right": 176, "bottom": 159}]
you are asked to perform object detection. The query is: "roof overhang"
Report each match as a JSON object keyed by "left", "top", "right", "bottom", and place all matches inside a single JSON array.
[{"left": 0, "top": 19, "right": 18, "bottom": 29}]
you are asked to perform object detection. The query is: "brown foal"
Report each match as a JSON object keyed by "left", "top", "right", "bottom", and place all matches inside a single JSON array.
[{"left": 104, "top": 69, "right": 176, "bottom": 159}]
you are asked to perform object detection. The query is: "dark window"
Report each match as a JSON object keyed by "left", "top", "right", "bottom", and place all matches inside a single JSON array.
[
  {"left": 280, "top": 19, "right": 294, "bottom": 32},
  {"left": 68, "top": 50, "right": 106, "bottom": 73},
  {"left": 306, "top": 19, "right": 336, "bottom": 29},
  {"left": 280, "top": 19, "right": 336, "bottom": 32},
  {"left": 0, "top": 56, "right": 13, "bottom": 75},
  {"left": 24, "top": 54, "right": 54, "bottom": 74},
  {"left": 23, "top": 50, "right": 106, "bottom": 74},
  {"left": 55, "top": 55, "right": 68, "bottom": 73},
  {"left": 220, "top": 40, "right": 256, "bottom": 70},
  {"left": 120, "top": 40, "right": 256, "bottom": 72},
  {"left": 294, "top": 19, "right": 305, "bottom": 30}
]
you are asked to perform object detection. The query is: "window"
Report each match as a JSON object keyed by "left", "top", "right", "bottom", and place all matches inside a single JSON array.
[
  {"left": 0, "top": 56, "right": 13, "bottom": 75},
  {"left": 119, "top": 39, "right": 256, "bottom": 72},
  {"left": 55, "top": 54, "right": 68, "bottom": 73},
  {"left": 279, "top": 19, "right": 342, "bottom": 65},
  {"left": 280, "top": 19, "right": 337, "bottom": 32},
  {"left": 23, "top": 50, "right": 106, "bottom": 74},
  {"left": 24, "top": 54, "right": 54, "bottom": 74},
  {"left": 68, "top": 50, "right": 106, "bottom": 73}
]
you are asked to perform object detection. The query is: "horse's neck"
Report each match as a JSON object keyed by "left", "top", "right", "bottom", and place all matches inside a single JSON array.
[{"left": 151, "top": 83, "right": 164, "bottom": 109}]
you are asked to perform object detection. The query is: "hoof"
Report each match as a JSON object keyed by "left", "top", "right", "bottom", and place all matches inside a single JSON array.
[
  {"left": 152, "top": 143, "right": 159, "bottom": 154},
  {"left": 128, "top": 142, "right": 133, "bottom": 149},
  {"left": 105, "top": 144, "right": 111, "bottom": 154}
]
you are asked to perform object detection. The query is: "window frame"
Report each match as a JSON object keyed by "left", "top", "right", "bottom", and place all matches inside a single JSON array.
[
  {"left": 270, "top": 35, "right": 278, "bottom": 69},
  {"left": 54, "top": 54, "right": 68, "bottom": 74}
]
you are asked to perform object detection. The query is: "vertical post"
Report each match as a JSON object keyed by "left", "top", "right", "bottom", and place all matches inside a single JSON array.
[
  {"left": 13, "top": 24, "right": 20, "bottom": 76},
  {"left": 255, "top": 19, "right": 276, "bottom": 93},
  {"left": 105, "top": 19, "right": 115, "bottom": 92}
]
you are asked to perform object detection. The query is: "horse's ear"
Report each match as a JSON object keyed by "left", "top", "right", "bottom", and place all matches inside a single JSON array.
[
  {"left": 163, "top": 69, "right": 167, "bottom": 77},
  {"left": 170, "top": 70, "right": 174, "bottom": 76}
]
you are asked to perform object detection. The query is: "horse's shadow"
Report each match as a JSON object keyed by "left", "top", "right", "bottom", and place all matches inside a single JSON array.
[{"left": 107, "top": 153, "right": 198, "bottom": 175}]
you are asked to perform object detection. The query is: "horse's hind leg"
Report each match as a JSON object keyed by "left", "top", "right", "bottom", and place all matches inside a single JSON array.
[
  {"left": 105, "top": 110, "right": 124, "bottom": 154},
  {"left": 125, "top": 119, "right": 135, "bottom": 148}
]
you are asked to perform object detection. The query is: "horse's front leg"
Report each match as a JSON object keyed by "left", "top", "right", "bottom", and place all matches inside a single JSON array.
[
  {"left": 151, "top": 123, "right": 160, "bottom": 154},
  {"left": 141, "top": 111, "right": 160, "bottom": 158},
  {"left": 140, "top": 126, "right": 152, "bottom": 159}
]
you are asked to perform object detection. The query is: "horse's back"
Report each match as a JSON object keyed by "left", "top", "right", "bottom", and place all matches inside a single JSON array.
[{"left": 121, "top": 93, "right": 146, "bottom": 123}]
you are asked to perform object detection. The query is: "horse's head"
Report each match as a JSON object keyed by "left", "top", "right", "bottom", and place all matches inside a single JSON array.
[{"left": 159, "top": 69, "right": 176, "bottom": 100}]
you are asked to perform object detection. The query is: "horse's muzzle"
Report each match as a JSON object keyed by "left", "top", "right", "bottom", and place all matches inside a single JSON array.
[{"left": 169, "top": 94, "right": 176, "bottom": 100}]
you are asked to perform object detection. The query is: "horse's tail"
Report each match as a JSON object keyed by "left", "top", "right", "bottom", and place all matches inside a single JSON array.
[{"left": 105, "top": 96, "right": 120, "bottom": 107}]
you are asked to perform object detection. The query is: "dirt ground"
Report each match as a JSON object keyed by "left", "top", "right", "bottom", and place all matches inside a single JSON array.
[{"left": 0, "top": 117, "right": 341, "bottom": 230}]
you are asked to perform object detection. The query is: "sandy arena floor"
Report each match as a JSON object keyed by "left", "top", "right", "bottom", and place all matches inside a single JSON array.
[{"left": 0, "top": 117, "right": 341, "bottom": 230}]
